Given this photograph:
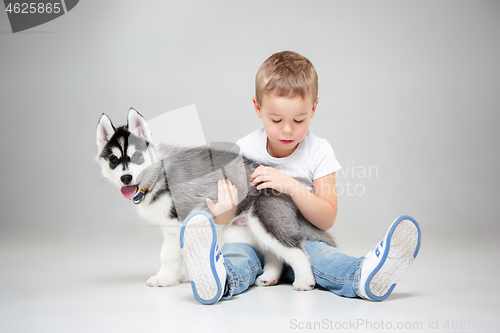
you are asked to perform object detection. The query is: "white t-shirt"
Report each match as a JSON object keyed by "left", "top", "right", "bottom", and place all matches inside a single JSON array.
[{"left": 235, "top": 129, "right": 341, "bottom": 193}]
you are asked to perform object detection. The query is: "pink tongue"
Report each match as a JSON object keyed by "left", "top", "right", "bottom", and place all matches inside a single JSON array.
[{"left": 120, "top": 186, "right": 138, "bottom": 200}]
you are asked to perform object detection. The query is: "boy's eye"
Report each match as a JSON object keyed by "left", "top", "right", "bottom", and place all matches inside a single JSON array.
[
  {"left": 272, "top": 119, "right": 282, "bottom": 123},
  {"left": 294, "top": 119, "right": 304, "bottom": 123}
]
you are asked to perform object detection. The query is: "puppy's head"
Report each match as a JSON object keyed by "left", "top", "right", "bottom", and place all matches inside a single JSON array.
[{"left": 96, "top": 108, "right": 155, "bottom": 200}]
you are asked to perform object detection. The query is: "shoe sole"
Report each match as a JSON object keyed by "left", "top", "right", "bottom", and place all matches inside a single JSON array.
[
  {"left": 365, "top": 215, "right": 421, "bottom": 301},
  {"left": 180, "top": 211, "right": 222, "bottom": 305}
]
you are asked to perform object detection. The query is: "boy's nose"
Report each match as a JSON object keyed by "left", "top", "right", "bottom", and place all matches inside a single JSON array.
[{"left": 282, "top": 123, "right": 293, "bottom": 133}]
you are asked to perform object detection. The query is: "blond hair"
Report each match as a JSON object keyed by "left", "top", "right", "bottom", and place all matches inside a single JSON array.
[{"left": 255, "top": 51, "right": 318, "bottom": 105}]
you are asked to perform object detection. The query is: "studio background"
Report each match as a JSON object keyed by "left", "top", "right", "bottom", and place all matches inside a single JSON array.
[{"left": 1, "top": 1, "right": 499, "bottom": 332}]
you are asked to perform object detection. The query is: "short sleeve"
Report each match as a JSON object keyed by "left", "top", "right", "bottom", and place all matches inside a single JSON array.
[
  {"left": 234, "top": 129, "right": 267, "bottom": 164},
  {"left": 312, "top": 139, "right": 342, "bottom": 180},
  {"left": 234, "top": 139, "right": 243, "bottom": 154},
  {"left": 235, "top": 138, "right": 251, "bottom": 159}
]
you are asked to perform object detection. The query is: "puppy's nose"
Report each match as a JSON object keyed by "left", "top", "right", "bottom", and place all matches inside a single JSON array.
[{"left": 121, "top": 175, "right": 133, "bottom": 185}]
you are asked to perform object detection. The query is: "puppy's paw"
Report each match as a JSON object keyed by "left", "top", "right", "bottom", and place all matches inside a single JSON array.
[
  {"left": 292, "top": 278, "right": 316, "bottom": 291},
  {"left": 179, "top": 274, "right": 190, "bottom": 283},
  {"left": 255, "top": 272, "right": 279, "bottom": 287},
  {"left": 146, "top": 275, "right": 179, "bottom": 287}
]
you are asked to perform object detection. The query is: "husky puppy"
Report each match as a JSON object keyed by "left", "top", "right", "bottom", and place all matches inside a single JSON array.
[{"left": 96, "top": 108, "right": 336, "bottom": 291}]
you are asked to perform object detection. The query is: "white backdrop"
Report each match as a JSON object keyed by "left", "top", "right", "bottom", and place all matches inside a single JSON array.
[
  {"left": 1, "top": 1, "right": 499, "bottom": 332},
  {"left": 1, "top": 0, "right": 498, "bottom": 238}
]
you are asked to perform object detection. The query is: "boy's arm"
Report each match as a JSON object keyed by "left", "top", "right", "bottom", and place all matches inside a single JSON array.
[
  {"left": 251, "top": 166, "right": 337, "bottom": 231},
  {"left": 294, "top": 173, "right": 337, "bottom": 230}
]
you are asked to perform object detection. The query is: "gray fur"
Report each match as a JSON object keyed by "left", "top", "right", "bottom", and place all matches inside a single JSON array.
[{"left": 144, "top": 142, "right": 336, "bottom": 248}]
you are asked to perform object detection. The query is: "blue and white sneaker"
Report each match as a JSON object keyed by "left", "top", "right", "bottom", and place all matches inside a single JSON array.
[
  {"left": 358, "top": 215, "right": 421, "bottom": 301},
  {"left": 180, "top": 211, "right": 226, "bottom": 305}
]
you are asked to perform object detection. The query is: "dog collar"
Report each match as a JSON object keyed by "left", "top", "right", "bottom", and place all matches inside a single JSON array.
[{"left": 132, "top": 160, "right": 163, "bottom": 205}]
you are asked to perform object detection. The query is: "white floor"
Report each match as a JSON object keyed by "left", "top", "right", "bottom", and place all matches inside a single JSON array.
[{"left": 1, "top": 224, "right": 499, "bottom": 333}]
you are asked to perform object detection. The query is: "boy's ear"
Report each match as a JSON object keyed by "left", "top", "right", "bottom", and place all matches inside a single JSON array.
[
  {"left": 127, "top": 108, "right": 153, "bottom": 141},
  {"left": 311, "top": 97, "right": 319, "bottom": 119},
  {"left": 252, "top": 96, "right": 263, "bottom": 118},
  {"left": 96, "top": 113, "right": 115, "bottom": 152}
]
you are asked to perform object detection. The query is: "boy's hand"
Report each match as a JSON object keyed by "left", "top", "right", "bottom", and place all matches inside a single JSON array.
[
  {"left": 205, "top": 179, "right": 238, "bottom": 217},
  {"left": 250, "top": 165, "right": 299, "bottom": 195}
]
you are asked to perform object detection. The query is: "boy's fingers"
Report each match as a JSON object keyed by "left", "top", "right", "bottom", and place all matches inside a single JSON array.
[
  {"left": 230, "top": 184, "right": 238, "bottom": 207},
  {"left": 229, "top": 183, "right": 237, "bottom": 203},
  {"left": 250, "top": 165, "right": 265, "bottom": 181},
  {"left": 231, "top": 185, "right": 238, "bottom": 205},
  {"left": 252, "top": 175, "right": 269, "bottom": 186},
  {"left": 221, "top": 180, "right": 234, "bottom": 203},
  {"left": 223, "top": 180, "right": 232, "bottom": 201},
  {"left": 228, "top": 180, "right": 236, "bottom": 193},
  {"left": 205, "top": 197, "right": 215, "bottom": 209},
  {"left": 215, "top": 179, "right": 238, "bottom": 207},
  {"left": 250, "top": 172, "right": 262, "bottom": 182},
  {"left": 217, "top": 180, "right": 226, "bottom": 201},
  {"left": 218, "top": 179, "right": 229, "bottom": 195},
  {"left": 256, "top": 182, "right": 270, "bottom": 190}
]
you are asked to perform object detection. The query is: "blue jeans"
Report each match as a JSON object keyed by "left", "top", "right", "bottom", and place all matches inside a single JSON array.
[{"left": 220, "top": 241, "right": 365, "bottom": 300}]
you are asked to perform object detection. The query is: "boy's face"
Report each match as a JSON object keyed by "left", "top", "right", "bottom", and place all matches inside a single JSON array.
[{"left": 253, "top": 93, "right": 318, "bottom": 158}]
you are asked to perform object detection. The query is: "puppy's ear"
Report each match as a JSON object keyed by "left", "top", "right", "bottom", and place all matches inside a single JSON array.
[
  {"left": 96, "top": 113, "right": 115, "bottom": 152},
  {"left": 128, "top": 108, "right": 152, "bottom": 141}
]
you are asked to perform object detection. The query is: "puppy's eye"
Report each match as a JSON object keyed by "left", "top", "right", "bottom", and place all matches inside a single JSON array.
[
  {"left": 108, "top": 155, "right": 120, "bottom": 169},
  {"left": 109, "top": 155, "right": 119, "bottom": 164},
  {"left": 132, "top": 152, "right": 144, "bottom": 164}
]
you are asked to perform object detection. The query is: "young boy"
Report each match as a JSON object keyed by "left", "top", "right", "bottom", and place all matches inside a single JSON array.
[{"left": 180, "top": 51, "right": 421, "bottom": 305}]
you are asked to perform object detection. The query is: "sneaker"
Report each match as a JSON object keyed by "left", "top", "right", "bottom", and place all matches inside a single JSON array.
[
  {"left": 358, "top": 215, "right": 421, "bottom": 301},
  {"left": 180, "top": 211, "right": 226, "bottom": 305}
]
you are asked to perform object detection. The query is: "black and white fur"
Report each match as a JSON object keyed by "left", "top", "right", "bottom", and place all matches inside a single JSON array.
[{"left": 96, "top": 109, "right": 336, "bottom": 291}]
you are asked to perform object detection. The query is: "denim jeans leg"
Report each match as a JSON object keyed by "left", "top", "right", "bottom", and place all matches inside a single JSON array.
[
  {"left": 220, "top": 243, "right": 264, "bottom": 300},
  {"left": 282, "top": 241, "right": 364, "bottom": 298}
]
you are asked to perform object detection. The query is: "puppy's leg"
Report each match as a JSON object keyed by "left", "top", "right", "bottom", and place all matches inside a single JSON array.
[
  {"left": 247, "top": 216, "right": 315, "bottom": 291},
  {"left": 269, "top": 245, "right": 315, "bottom": 291},
  {"left": 147, "top": 226, "right": 188, "bottom": 287},
  {"left": 285, "top": 246, "right": 316, "bottom": 291},
  {"left": 255, "top": 250, "right": 282, "bottom": 287}
]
